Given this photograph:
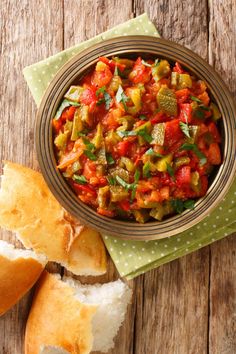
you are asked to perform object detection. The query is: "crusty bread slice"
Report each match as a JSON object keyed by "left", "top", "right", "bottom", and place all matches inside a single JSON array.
[
  {"left": 0, "top": 161, "right": 107, "bottom": 275},
  {"left": 25, "top": 271, "right": 97, "bottom": 354},
  {"left": 0, "top": 240, "right": 47, "bottom": 316},
  {"left": 25, "top": 271, "right": 132, "bottom": 353}
]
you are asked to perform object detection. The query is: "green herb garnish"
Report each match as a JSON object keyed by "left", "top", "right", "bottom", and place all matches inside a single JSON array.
[
  {"left": 82, "top": 138, "right": 95, "bottom": 152},
  {"left": 143, "top": 161, "right": 151, "bottom": 178},
  {"left": 114, "top": 65, "right": 119, "bottom": 76},
  {"left": 171, "top": 199, "right": 195, "bottom": 214},
  {"left": 154, "top": 59, "right": 160, "bottom": 66},
  {"left": 84, "top": 150, "right": 97, "bottom": 161},
  {"left": 190, "top": 95, "right": 202, "bottom": 103},
  {"left": 139, "top": 114, "right": 147, "bottom": 120},
  {"left": 180, "top": 143, "right": 207, "bottom": 166},
  {"left": 107, "top": 176, "right": 115, "bottom": 185},
  {"left": 73, "top": 175, "right": 87, "bottom": 185},
  {"left": 166, "top": 163, "right": 175, "bottom": 179},
  {"left": 194, "top": 109, "right": 205, "bottom": 119},
  {"left": 136, "top": 127, "right": 153, "bottom": 143},
  {"left": 179, "top": 121, "right": 191, "bottom": 138},
  {"left": 116, "top": 170, "right": 140, "bottom": 202},
  {"left": 55, "top": 99, "right": 80, "bottom": 120},
  {"left": 145, "top": 148, "right": 163, "bottom": 158},
  {"left": 117, "top": 130, "right": 136, "bottom": 138},
  {"left": 96, "top": 86, "right": 106, "bottom": 96},
  {"left": 106, "top": 153, "right": 115, "bottom": 165},
  {"left": 104, "top": 92, "right": 112, "bottom": 110},
  {"left": 116, "top": 85, "right": 129, "bottom": 110}
]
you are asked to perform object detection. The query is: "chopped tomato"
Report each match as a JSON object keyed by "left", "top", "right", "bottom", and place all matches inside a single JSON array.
[
  {"left": 98, "top": 56, "right": 126, "bottom": 72},
  {"left": 207, "top": 143, "right": 221, "bottom": 165},
  {"left": 80, "top": 87, "right": 97, "bottom": 105},
  {"left": 179, "top": 103, "right": 192, "bottom": 123},
  {"left": 165, "top": 119, "right": 184, "bottom": 147},
  {"left": 52, "top": 119, "right": 62, "bottom": 133},
  {"left": 176, "top": 166, "right": 191, "bottom": 185},
  {"left": 208, "top": 122, "right": 221, "bottom": 143},
  {"left": 173, "top": 62, "right": 184, "bottom": 73},
  {"left": 119, "top": 200, "right": 131, "bottom": 211},
  {"left": 129, "top": 57, "right": 151, "bottom": 84},
  {"left": 97, "top": 208, "right": 115, "bottom": 217},
  {"left": 116, "top": 140, "right": 132, "bottom": 157},
  {"left": 175, "top": 88, "right": 190, "bottom": 104},
  {"left": 73, "top": 183, "right": 97, "bottom": 197}
]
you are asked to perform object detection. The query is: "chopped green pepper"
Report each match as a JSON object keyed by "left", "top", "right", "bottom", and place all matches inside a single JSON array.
[
  {"left": 119, "top": 157, "right": 135, "bottom": 172},
  {"left": 71, "top": 108, "right": 83, "bottom": 141},
  {"left": 174, "top": 156, "right": 191, "bottom": 169},
  {"left": 152, "top": 60, "right": 170, "bottom": 82},
  {"left": 151, "top": 123, "right": 165, "bottom": 145},
  {"left": 117, "top": 116, "right": 135, "bottom": 131},
  {"left": 98, "top": 186, "right": 110, "bottom": 208},
  {"left": 210, "top": 102, "right": 221, "bottom": 121},
  {"left": 64, "top": 85, "right": 84, "bottom": 102},
  {"left": 133, "top": 210, "right": 150, "bottom": 223},
  {"left": 171, "top": 73, "right": 192, "bottom": 89},
  {"left": 156, "top": 154, "right": 173, "bottom": 172},
  {"left": 110, "top": 186, "right": 129, "bottom": 202},
  {"left": 157, "top": 85, "right": 177, "bottom": 116},
  {"left": 92, "top": 123, "right": 104, "bottom": 149},
  {"left": 54, "top": 131, "right": 69, "bottom": 151}
]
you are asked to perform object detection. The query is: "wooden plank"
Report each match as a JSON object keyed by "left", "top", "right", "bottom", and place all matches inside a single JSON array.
[
  {"left": 133, "top": 1, "right": 210, "bottom": 353},
  {"left": 63, "top": 2, "right": 135, "bottom": 354},
  {"left": 0, "top": 1, "right": 63, "bottom": 353},
  {"left": 208, "top": 1, "right": 236, "bottom": 353}
]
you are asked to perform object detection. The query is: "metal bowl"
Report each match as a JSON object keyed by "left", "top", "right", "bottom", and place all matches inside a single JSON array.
[{"left": 36, "top": 36, "right": 236, "bottom": 240}]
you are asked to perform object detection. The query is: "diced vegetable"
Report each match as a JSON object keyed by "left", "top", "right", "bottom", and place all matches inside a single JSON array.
[
  {"left": 152, "top": 60, "right": 170, "bottom": 82},
  {"left": 151, "top": 123, "right": 165, "bottom": 145},
  {"left": 98, "top": 186, "right": 110, "bottom": 208},
  {"left": 133, "top": 210, "right": 150, "bottom": 223},
  {"left": 71, "top": 108, "right": 83, "bottom": 140},
  {"left": 156, "top": 154, "right": 173, "bottom": 172},
  {"left": 157, "top": 85, "right": 177, "bottom": 116},
  {"left": 54, "top": 56, "right": 222, "bottom": 222},
  {"left": 64, "top": 86, "right": 84, "bottom": 102},
  {"left": 210, "top": 102, "right": 221, "bottom": 121},
  {"left": 110, "top": 186, "right": 129, "bottom": 202}
]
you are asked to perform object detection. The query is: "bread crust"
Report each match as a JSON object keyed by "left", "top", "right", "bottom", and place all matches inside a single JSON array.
[
  {"left": 25, "top": 271, "right": 97, "bottom": 354},
  {"left": 0, "top": 162, "right": 107, "bottom": 275},
  {"left": 0, "top": 253, "right": 44, "bottom": 316}
]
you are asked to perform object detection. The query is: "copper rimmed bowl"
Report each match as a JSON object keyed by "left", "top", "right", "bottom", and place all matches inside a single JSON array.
[{"left": 36, "top": 36, "right": 236, "bottom": 240}]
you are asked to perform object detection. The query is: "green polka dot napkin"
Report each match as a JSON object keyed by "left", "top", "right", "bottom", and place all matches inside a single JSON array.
[{"left": 23, "top": 13, "right": 236, "bottom": 280}]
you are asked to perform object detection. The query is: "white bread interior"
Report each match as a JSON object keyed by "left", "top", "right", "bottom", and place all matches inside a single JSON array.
[
  {"left": 0, "top": 240, "right": 47, "bottom": 316},
  {"left": 0, "top": 161, "right": 107, "bottom": 276},
  {"left": 63, "top": 277, "right": 132, "bottom": 353}
]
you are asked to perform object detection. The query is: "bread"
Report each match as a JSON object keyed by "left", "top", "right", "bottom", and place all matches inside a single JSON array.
[
  {"left": 25, "top": 271, "right": 132, "bottom": 353},
  {"left": 25, "top": 271, "right": 97, "bottom": 354},
  {"left": 0, "top": 161, "right": 107, "bottom": 275},
  {"left": 0, "top": 240, "right": 46, "bottom": 316},
  {"left": 40, "top": 347, "right": 70, "bottom": 354}
]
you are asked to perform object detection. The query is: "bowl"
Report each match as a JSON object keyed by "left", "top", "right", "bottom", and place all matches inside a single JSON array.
[{"left": 36, "top": 36, "right": 236, "bottom": 240}]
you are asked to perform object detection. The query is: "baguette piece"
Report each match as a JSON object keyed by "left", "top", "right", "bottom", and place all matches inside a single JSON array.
[
  {"left": 25, "top": 271, "right": 132, "bottom": 354},
  {"left": 0, "top": 161, "right": 107, "bottom": 275},
  {"left": 0, "top": 240, "right": 46, "bottom": 316},
  {"left": 25, "top": 271, "right": 97, "bottom": 354}
]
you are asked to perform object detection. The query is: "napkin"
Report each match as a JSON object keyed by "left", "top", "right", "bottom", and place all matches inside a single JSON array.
[{"left": 23, "top": 13, "right": 236, "bottom": 280}]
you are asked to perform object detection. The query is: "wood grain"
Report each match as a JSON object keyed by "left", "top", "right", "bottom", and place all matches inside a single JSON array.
[
  {"left": 0, "top": 1, "right": 235, "bottom": 353},
  {"left": 208, "top": 1, "right": 236, "bottom": 353},
  {"left": 133, "top": 1, "right": 210, "bottom": 353},
  {"left": 0, "top": 1, "right": 63, "bottom": 353}
]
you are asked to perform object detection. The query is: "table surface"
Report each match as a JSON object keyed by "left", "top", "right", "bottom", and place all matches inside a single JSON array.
[{"left": 0, "top": 1, "right": 235, "bottom": 353}]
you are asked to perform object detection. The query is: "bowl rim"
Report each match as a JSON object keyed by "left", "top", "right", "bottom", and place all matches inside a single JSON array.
[{"left": 36, "top": 35, "right": 236, "bottom": 240}]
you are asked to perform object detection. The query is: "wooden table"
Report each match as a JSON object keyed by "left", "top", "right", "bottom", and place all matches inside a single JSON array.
[{"left": 0, "top": 1, "right": 235, "bottom": 353}]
